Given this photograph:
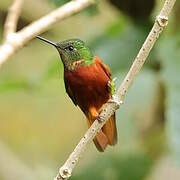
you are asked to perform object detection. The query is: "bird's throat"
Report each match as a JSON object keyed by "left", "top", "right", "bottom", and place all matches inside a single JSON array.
[{"left": 61, "top": 55, "right": 95, "bottom": 71}]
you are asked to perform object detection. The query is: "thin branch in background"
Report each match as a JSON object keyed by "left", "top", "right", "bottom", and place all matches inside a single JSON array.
[
  {"left": 54, "top": 0, "right": 176, "bottom": 179},
  {"left": 3, "top": 0, "right": 24, "bottom": 41},
  {"left": 0, "top": 0, "right": 95, "bottom": 67}
]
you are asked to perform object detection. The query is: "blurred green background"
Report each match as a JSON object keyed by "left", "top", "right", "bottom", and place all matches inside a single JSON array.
[{"left": 0, "top": 0, "right": 180, "bottom": 180}]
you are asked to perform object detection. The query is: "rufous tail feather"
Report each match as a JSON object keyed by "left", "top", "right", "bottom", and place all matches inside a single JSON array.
[
  {"left": 102, "top": 113, "right": 117, "bottom": 145},
  {"left": 87, "top": 113, "right": 117, "bottom": 152}
]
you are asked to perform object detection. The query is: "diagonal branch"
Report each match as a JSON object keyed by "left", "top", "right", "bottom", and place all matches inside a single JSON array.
[
  {"left": 3, "top": 0, "right": 24, "bottom": 41},
  {"left": 0, "top": 0, "right": 95, "bottom": 68},
  {"left": 54, "top": 0, "right": 176, "bottom": 180}
]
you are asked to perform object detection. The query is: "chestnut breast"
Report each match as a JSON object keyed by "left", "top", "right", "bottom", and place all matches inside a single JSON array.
[{"left": 64, "top": 60, "right": 111, "bottom": 112}]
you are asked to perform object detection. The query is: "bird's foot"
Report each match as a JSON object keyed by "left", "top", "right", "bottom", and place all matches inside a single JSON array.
[
  {"left": 96, "top": 115, "right": 104, "bottom": 122},
  {"left": 108, "top": 95, "right": 123, "bottom": 110}
]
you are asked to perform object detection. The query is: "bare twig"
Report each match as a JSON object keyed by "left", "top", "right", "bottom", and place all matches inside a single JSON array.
[
  {"left": 3, "top": 0, "right": 24, "bottom": 41},
  {"left": 54, "top": 0, "right": 176, "bottom": 179},
  {"left": 0, "top": 0, "right": 95, "bottom": 67}
]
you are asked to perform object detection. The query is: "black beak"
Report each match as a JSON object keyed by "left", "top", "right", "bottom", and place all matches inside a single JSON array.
[{"left": 36, "top": 36, "right": 58, "bottom": 47}]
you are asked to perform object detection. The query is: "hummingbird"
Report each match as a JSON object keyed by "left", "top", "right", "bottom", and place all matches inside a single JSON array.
[{"left": 37, "top": 36, "right": 117, "bottom": 152}]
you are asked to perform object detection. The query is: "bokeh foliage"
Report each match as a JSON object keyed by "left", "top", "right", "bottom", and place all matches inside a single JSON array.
[
  {"left": 0, "top": 0, "right": 180, "bottom": 180},
  {"left": 73, "top": 153, "right": 152, "bottom": 180}
]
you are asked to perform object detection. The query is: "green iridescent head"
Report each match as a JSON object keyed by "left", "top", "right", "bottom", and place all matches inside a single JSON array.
[{"left": 37, "top": 36, "right": 93, "bottom": 70}]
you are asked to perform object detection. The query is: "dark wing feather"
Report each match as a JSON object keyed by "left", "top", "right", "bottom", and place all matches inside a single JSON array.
[
  {"left": 96, "top": 56, "right": 112, "bottom": 80},
  {"left": 96, "top": 57, "right": 112, "bottom": 92},
  {"left": 98, "top": 60, "right": 112, "bottom": 80},
  {"left": 64, "top": 80, "right": 77, "bottom": 106}
]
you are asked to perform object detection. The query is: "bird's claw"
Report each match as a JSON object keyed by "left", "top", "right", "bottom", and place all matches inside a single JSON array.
[
  {"left": 108, "top": 95, "right": 122, "bottom": 109},
  {"left": 96, "top": 115, "right": 104, "bottom": 122}
]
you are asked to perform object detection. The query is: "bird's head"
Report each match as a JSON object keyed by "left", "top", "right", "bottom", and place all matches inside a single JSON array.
[{"left": 37, "top": 36, "right": 93, "bottom": 70}]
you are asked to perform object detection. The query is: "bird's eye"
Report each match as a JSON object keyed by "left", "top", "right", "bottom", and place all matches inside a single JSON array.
[{"left": 67, "top": 46, "right": 74, "bottom": 51}]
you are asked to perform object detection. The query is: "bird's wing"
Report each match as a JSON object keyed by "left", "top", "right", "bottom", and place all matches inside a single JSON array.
[
  {"left": 95, "top": 56, "right": 116, "bottom": 96},
  {"left": 64, "top": 80, "right": 77, "bottom": 106},
  {"left": 95, "top": 56, "right": 112, "bottom": 80}
]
